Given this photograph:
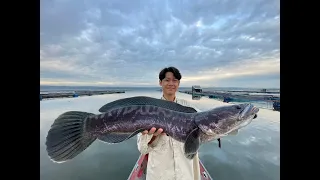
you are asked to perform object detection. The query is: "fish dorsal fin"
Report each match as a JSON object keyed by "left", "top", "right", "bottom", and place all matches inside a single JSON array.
[
  {"left": 99, "top": 96, "right": 197, "bottom": 113},
  {"left": 97, "top": 129, "right": 145, "bottom": 144},
  {"left": 184, "top": 128, "right": 201, "bottom": 159}
]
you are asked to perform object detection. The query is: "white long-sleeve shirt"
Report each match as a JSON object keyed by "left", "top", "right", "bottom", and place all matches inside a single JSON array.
[{"left": 137, "top": 96, "right": 201, "bottom": 180}]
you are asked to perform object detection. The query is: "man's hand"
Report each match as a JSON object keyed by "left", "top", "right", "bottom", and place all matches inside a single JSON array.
[
  {"left": 142, "top": 127, "right": 166, "bottom": 136},
  {"left": 142, "top": 127, "right": 167, "bottom": 144}
]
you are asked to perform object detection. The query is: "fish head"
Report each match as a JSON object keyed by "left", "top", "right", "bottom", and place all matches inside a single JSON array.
[{"left": 195, "top": 103, "right": 259, "bottom": 138}]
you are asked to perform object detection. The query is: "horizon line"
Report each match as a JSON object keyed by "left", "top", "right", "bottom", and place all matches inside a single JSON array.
[{"left": 40, "top": 85, "right": 280, "bottom": 89}]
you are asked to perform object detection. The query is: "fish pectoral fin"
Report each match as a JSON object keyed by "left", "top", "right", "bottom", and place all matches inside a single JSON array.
[
  {"left": 98, "top": 129, "right": 144, "bottom": 144},
  {"left": 184, "top": 128, "right": 200, "bottom": 159}
]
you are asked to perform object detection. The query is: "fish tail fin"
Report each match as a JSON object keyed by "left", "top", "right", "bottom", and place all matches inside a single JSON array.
[{"left": 45, "top": 111, "right": 97, "bottom": 163}]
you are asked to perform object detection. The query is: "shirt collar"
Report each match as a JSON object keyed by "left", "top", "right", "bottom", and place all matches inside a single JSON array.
[{"left": 161, "top": 95, "right": 178, "bottom": 103}]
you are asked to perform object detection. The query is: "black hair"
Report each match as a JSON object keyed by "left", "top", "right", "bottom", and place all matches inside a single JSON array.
[{"left": 159, "top": 66, "right": 182, "bottom": 81}]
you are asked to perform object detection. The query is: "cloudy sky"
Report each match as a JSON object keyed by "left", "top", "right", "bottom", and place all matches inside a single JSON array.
[{"left": 40, "top": 0, "right": 280, "bottom": 88}]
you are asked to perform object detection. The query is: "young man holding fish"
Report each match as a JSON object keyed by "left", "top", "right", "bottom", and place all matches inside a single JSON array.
[
  {"left": 45, "top": 66, "right": 258, "bottom": 178},
  {"left": 137, "top": 67, "right": 202, "bottom": 180}
]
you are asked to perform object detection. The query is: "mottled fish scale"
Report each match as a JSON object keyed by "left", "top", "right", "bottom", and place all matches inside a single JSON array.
[{"left": 90, "top": 105, "right": 196, "bottom": 142}]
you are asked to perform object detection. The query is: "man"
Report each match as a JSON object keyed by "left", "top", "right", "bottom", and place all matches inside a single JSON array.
[{"left": 137, "top": 67, "right": 201, "bottom": 180}]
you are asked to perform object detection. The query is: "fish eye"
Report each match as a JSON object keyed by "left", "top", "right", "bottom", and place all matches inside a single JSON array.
[{"left": 235, "top": 105, "right": 241, "bottom": 109}]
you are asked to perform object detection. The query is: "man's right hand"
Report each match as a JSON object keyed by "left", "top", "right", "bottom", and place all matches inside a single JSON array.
[
  {"left": 142, "top": 127, "right": 166, "bottom": 136},
  {"left": 142, "top": 127, "right": 166, "bottom": 144}
]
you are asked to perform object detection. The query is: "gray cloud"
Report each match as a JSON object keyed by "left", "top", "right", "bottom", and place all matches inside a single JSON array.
[{"left": 40, "top": 0, "right": 280, "bottom": 88}]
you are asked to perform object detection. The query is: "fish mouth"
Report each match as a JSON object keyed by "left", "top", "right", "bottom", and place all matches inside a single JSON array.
[
  {"left": 197, "top": 104, "right": 259, "bottom": 137},
  {"left": 239, "top": 104, "right": 259, "bottom": 119},
  {"left": 233, "top": 103, "right": 259, "bottom": 130}
]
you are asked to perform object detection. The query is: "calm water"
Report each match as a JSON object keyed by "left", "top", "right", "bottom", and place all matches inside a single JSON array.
[
  {"left": 40, "top": 85, "right": 280, "bottom": 93},
  {"left": 40, "top": 90, "right": 280, "bottom": 180}
]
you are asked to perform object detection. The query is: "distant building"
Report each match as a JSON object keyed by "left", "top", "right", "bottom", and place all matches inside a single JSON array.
[
  {"left": 273, "top": 100, "right": 280, "bottom": 111},
  {"left": 192, "top": 85, "right": 202, "bottom": 94}
]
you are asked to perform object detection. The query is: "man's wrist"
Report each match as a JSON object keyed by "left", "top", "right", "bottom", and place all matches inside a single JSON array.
[{"left": 148, "top": 136, "right": 157, "bottom": 144}]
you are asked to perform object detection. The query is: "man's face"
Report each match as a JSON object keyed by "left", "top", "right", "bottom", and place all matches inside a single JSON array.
[{"left": 159, "top": 72, "right": 180, "bottom": 95}]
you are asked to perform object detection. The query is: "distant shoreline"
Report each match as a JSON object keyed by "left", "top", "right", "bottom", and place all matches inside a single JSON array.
[
  {"left": 40, "top": 85, "right": 280, "bottom": 90},
  {"left": 40, "top": 90, "right": 125, "bottom": 101},
  {"left": 40, "top": 86, "right": 280, "bottom": 94}
]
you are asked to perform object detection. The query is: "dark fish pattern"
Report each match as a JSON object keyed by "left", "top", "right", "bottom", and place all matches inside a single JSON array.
[{"left": 45, "top": 96, "right": 259, "bottom": 163}]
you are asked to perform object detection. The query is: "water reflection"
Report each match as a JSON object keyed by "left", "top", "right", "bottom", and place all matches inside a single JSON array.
[
  {"left": 192, "top": 94, "right": 202, "bottom": 100},
  {"left": 40, "top": 91, "right": 279, "bottom": 180}
]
